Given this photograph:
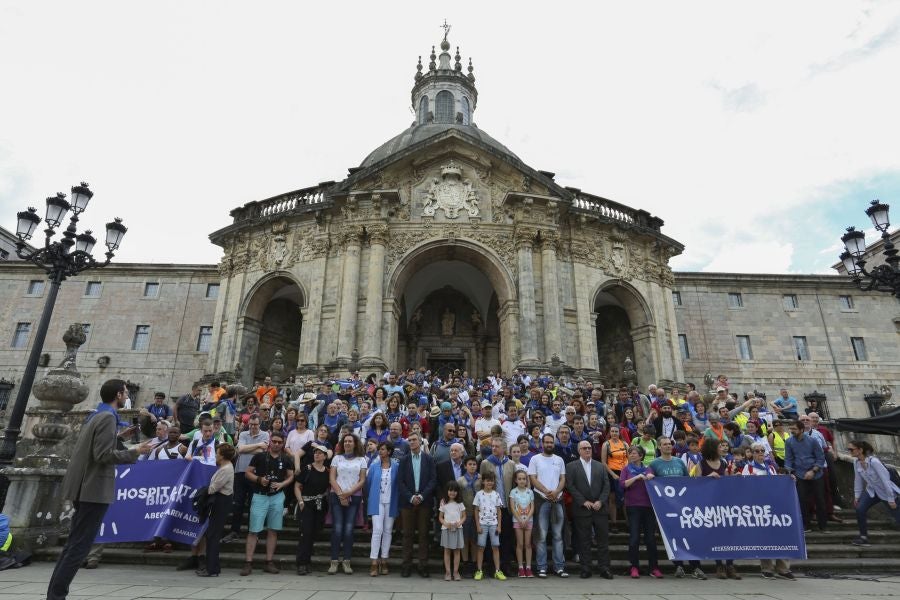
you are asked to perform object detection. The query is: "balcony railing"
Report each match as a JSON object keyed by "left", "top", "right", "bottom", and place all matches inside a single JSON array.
[
  {"left": 231, "top": 185, "right": 330, "bottom": 223},
  {"left": 568, "top": 189, "right": 663, "bottom": 232}
]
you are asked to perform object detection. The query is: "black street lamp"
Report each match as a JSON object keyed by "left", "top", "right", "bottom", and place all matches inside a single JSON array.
[
  {"left": 838, "top": 200, "right": 899, "bottom": 297},
  {"left": 0, "top": 182, "right": 126, "bottom": 466}
]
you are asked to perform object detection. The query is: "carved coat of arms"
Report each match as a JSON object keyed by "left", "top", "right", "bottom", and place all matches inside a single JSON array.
[{"left": 422, "top": 161, "right": 479, "bottom": 219}]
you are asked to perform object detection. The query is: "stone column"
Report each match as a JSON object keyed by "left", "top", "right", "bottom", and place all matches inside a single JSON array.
[
  {"left": 362, "top": 225, "right": 388, "bottom": 368},
  {"left": 515, "top": 227, "right": 539, "bottom": 365},
  {"left": 540, "top": 230, "right": 563, "bottom": 362},
  {"left": 572, "top": 261, "right": 598, "bottom": 372},
  {"left": 298, "top": 238, "right": 330, "bottom": 372},
  {"left": 336, "top": 226, "right": 362, "bottom": 361}
]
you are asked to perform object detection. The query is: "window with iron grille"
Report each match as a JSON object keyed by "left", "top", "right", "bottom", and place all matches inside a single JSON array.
[
  {"left": 197, "top": 326, "right": 213, "bottom": 352},
  {"left": 132, "top": 325, "right": 151, "bottom": 351},
  {"left": 792, "top": 336, "right": 810, "bottom": 361},
  {"left": 12, "top": 322, "right": 31, "bottom": 348}
]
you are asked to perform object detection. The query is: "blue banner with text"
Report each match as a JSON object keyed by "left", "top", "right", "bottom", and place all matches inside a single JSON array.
[
  {"left": 95, "top": 460, "right": 215, "bottom": 545},
  {"left": 647, "top": 476, "right": 807, "bottom": 560}
]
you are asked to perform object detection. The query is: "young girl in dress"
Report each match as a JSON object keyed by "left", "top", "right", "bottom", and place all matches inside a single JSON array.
[
  {"left": 509, "top": 469, "right": 535, "bottom": 577},
  {"left": 439, "top": 480, "right": 466, "bottom": 581}
]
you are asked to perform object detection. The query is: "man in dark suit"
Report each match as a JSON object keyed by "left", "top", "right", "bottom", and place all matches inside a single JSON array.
[
  {"left": 397, "top": 431, "right": 437, "bottom": 578},
  {"left": 565, "top": 440, "right": 613, "bottom": 579},
  {"left": 48, "top": 379, "right": 153, "bottom": 600}
]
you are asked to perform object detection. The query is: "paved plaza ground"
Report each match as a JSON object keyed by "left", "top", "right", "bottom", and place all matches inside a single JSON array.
[{"left": 3, "top": 563, "right": 899, "bottom": 600}]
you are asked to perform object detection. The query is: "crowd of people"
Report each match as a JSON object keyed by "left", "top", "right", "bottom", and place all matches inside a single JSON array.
[{"left": 133, "top": 370, "right": 900, "bottom": 581}]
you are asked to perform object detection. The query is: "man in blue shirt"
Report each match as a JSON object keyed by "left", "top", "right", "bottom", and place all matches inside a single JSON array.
[
  {"left": 784, "top": 420, "right": 827, "bottom": 531},
  {"left": 773, "top": 388, "right": 800, "bottom": 420}
]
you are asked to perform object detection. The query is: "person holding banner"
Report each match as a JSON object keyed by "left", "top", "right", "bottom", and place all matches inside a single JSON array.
[
  {"left": 690, "top": 438, "right": 741, "bottom": 580},
  {"left": 740, "top": 441, "right": 795, "bottom": 580},
  {"left": 647, "top": 437, "right": 705, "bottom": 580},
  {"left": 197, "top": 443, "right": 236, "bottom": 577},
  {"left": 621, "top": 446, "right": 662, "bottom": 579},
  {"left": 47, "top": 379, "right": 154, "bottom": 600}
]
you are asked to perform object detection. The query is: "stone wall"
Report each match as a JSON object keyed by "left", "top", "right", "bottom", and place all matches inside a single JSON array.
[
  {"left": 0, "top": 262, "right": 219, "bottom": 417},
  {"left": 673, "top": 272, "right": 900, "bottom": 420}
]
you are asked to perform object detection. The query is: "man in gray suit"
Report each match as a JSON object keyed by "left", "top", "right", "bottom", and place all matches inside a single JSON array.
[
  {"left": 565, "top": 441, "right": 613, "bottom": 579},
  {"left": 47, "top": 379, "right": 153, "bottom": 600}
]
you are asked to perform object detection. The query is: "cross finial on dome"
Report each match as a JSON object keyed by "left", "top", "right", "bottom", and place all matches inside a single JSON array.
[{"left": 441, "top": 19, "right": 451, "bottom": 43}]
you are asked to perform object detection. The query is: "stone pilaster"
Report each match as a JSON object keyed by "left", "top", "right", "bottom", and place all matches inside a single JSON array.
[
  {"left": 362, "top": 225, "right": 389, "bottom": 368},
  {"left": 540, "top": 230, "right": 563, "bottom": 362},
  {"left": 515, "top": 226, "right": 539, "bottom": 365},
  {"left": 573, "top": 261, "right": 598, "bottom": 372},
  {"left": 336, "top": 225, "right": 363, "bottom": 361}
]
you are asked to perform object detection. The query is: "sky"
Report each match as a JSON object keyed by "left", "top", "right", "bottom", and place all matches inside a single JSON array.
[{"left": 1, "top": 1, "right": 899, "bottom": 274}]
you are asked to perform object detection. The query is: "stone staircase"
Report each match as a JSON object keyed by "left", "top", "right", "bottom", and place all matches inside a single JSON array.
[{"left": 34, "top": 513, "right": 900, "bottom": 576}]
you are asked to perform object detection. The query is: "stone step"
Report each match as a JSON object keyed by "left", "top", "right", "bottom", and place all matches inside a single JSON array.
[{"left": 33, "top": 546, "right": 900, "bottom": 575}]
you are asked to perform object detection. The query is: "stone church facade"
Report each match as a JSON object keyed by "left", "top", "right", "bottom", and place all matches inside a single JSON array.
[{"left": 0, "top": 33, "right": 897, "bottom": 422}]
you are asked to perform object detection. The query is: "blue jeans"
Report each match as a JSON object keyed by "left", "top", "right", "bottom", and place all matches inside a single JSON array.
[
  {"left": 856, "top": 493, "right": 900, "bottom": 537},
  {"left": 329, "top": 494, "right": 361, "bottom": 560},
  {"left": 534, "top": 496, "right": 565, "bottom": 572}
]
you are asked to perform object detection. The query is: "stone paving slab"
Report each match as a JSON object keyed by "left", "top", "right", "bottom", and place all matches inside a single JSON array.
[{"left": 2, "top": 563, "right": 900, "bottom": 600}]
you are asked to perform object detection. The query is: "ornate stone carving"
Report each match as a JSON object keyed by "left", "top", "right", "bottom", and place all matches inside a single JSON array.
[
  {"left": 386, "top": 228, "right": 438, "bottom": 269},
  {"left": 478, "top": 232, "right": 517, "bottom": 276},
  {"left": 422, "top": 161, "right": 480, "bottom": 218},
  {"left": 253, "top": 234, "right": 272, "bottom": 271},
  {"left": 338, "top": 225, "right": 364, "bottom": 247},
  {"left": 513, "top": 226, "right": 538, "bottom": 248},
  {"left": 569, "top": 239, "right": 601, "bottom": 264},
  {"left": 539, "top": 230, "right": 561, "bottom": 252},
  {"left": 367, "top": 223, "right": 390, "bottom": 246}
]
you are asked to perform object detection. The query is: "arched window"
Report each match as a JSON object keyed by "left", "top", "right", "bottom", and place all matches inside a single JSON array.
[
  {"left": 418, "top": 96, "right": 429, "bottom": 124},
  {"left": 435, "top": 91, "right": 454, "bottom": 124},
  {"left": 461, "top": 96, "right": 470, "bottom": 125}
]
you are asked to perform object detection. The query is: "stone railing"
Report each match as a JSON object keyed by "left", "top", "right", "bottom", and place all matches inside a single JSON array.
[
  {"left": 230, "top": 185, "right": 330, "bottom": 223},
  {"left": 568, "top": 189, "right": 663, "bottom": 232}
]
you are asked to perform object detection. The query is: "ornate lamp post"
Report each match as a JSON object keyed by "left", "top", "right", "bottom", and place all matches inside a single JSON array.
[
  {"left": 838, "top": 200, "right": 899, "bottom": 297},
  {"left": 0, "top": 182, "right": 126, "bottom": 466}
]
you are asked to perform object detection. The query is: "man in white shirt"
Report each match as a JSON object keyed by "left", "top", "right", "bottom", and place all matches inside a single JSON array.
[
  {"left": 474, "top": 401, "right": 500, "bottom": 456},
  {"left": 500, "top": 404, "right": 526, "bottom": 454},
  {"left": 527, "top": 434, "right": 568, "bottom": 578}
]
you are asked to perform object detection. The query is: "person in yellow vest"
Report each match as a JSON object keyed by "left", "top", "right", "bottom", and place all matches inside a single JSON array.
[{"left": 768, "top": 419, "right": 790, "bottom": 468}]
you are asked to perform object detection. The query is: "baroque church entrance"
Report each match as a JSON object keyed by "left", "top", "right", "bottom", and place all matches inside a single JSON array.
[
  {"left": 594, "top": 283, "right": 652, "bottom": 387},
  {"left": 389, "top": 241, "right": 512, "bottom": 378}
]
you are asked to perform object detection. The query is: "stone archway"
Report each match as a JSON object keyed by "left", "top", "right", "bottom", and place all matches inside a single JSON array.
[
  {"left": 237, "top": 273, "right": 306, "bottom": 382},
  {"left": 387, "top": 239, "right": 516, "bottom": 376},
  {"left": 593, "top": 282, "right": 654, "bottom": 387}
]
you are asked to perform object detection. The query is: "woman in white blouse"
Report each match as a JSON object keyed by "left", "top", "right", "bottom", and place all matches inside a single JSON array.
[
  {"left": 848, "top": 440, "right": 900, "bottom": 547},
  {"left": 329, "top": 433, "right": 368, "bottom": 574}
]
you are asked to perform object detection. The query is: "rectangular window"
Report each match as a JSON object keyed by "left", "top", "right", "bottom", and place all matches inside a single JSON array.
[
  {"left": 0, "top": 385, "right": 11, "bottom": 412},
  {"left": 678, "top": 334, "right": 690, "bottom": 359},
  {"left": 851, "top": 337, "right": 868, "bottom": 361},
  {"left": 85, "top": 281, "right": 102, "bottom": 297},
  {"left": 132, "top": 325, "right": 151, "bottom": 351},
  {"left": 81, "top": 323, "right": 91, "bottom": 345},
  {"left": 839, "top": 295, "right": 854, "bottom": 310},
  {"left": 206, "top": 283, "right": 220, "bottom": 299},
  {"left": 197, "top": 326, "right": 213, "bottom": 352},
  {"left": 792, "top": 336, "right": 810, "bottom": 361},
  {"left": 27, "top": 280, "right": 45, "bottom": 295},
  {"left": 143, "top": 282, "right": 160, "bottom": 297},
  {"left": 728, "top": 292, "right": 743, "bottom": 308},
  {"left": 672, "top": 291, "right": 683, "bottom": 307},
  {"left": 736, "top": 335, "right": 753, "bottom": 360},
  {"left": 11, "top": 322, "right": 31, "bottom": 349},
  {"left": 783, "top": 294, "right": 799, "bottom": 310}
]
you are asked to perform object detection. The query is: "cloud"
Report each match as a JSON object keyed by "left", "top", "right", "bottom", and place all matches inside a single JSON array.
[
  {"left": 700, "top": 241, "right": 794, "bottom": 274},
  {"left": 809, "top": 15, "right": 900, "bottom": 75},
  {"left": 710, "top": 81, "right": 767, "bottom": 113}
]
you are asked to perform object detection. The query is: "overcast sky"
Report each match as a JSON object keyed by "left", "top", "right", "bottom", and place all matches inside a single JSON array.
[{"left": 2, "top": 1, "right": 899, "bottom": 274}]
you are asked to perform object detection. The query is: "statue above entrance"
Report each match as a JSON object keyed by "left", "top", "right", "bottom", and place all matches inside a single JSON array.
[
  {"left": 423, "top": 161, "right": 479, "bottom": 219},
  {"left": 441, "top": 307, "right": 456, "bottom": 336}
]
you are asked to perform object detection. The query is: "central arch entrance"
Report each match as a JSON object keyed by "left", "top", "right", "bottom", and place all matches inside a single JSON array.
[
  {"left": 387, "top": 240, "right": 516, "bottom": 378},
  {"left": 594, "top": 282, "right": 654, "bottom": 387}
]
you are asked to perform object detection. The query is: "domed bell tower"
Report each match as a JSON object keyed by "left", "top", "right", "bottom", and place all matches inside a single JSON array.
[{"left": 412, "top": 22, "right": 478, "bottom": 126}]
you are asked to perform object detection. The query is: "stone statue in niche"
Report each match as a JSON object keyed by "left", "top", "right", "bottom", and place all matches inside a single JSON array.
[
  {"left": 441, "top": 308, "right": 456, "bottom": 336},
  {"left": 471, "top": 310, "right": 482, "bottom": 330},
  {"left": 422, "top": 161, "right": 480, "bottom": 219}
]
